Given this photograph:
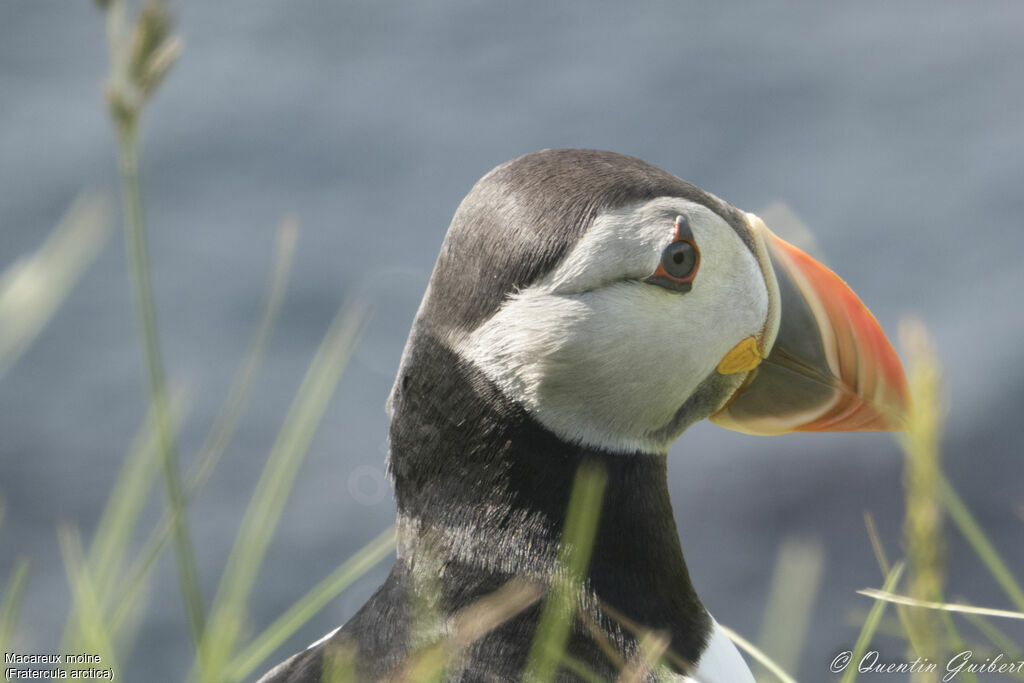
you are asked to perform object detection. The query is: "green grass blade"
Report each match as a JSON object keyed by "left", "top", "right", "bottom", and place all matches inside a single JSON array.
[
  {"left": 0, "top": 557, "right": 30, "bottom": 654},
  {"left": 863, "top": 514, "right": 919, "bottom": 632},
  {"left": 894, "top": 322, "right": 978, "bottom": 682},
  {"left": 391, "top": 579, "right": 542, "bottom": 682},
  {"left": 938, "top": 474, "right": 1024, "bottom": 612},
  {"left": 899, "top": 320, "right": 946, "bottom": 658},
  {"left": 105, "top": 559, "right": 155, "bottom": 656},
  {"left": 618, "top": 629, "right": 671, "bottom": 683},
  {"left": 111, "top": 219, "right": 296, "bottom": 632},
  {"left": 755, "top": 536, "right": 823, "bottom": 677},
  {"left": 717, "top": 623, "right": 797, "bottom": 683},
  {"left": 188, "top": 219, "right": 297, "bottom": 495},
  {"left": 856, "top": 589, "right": 1024, "bottom": 621},
  {"left": 0, "top": 194, "right": 110, "bottom": 381},
  {"left": 862, "top": 512, "right": 927, "bottom": 656},
  {"left": 524, "top": 462, "right": 608, "bottom": 683},
  {"left": 59, "top": 526, "right": 121, "bottom": 675},
  {"left": 56, "top": 385, "right": 188, "bottom": 657},
  {"left": 559, "top": 653, "right": 606, "bottom": 683},
  {"left": 842, "top": 562, "right": 905, "bottom": 683},
  {"left": 226, "top": 525, "right": 395, "bottom": 682},
  {"left": 117, "top": 124, "right": 206, "bottom": 646},
  {"left": 197, "top": 303, "right": 365, "bottom": 682},
  {"left": 321, "top": 641, "right": 358, "bottom": 683},
  {"left": 86, "top": 385, "right": 189, "bottom": 608},
  {"left": 102, "top": 0, "right": 203, "bottom": 645}
]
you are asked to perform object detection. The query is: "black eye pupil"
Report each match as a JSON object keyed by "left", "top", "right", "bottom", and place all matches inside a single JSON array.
[{"left": 662, "top": 240, "right": 697, "bottom": 279}]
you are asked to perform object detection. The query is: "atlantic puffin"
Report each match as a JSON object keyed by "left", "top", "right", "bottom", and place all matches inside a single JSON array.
[{"left": 259, "top": 149, "right": 908, "bottom": 682}]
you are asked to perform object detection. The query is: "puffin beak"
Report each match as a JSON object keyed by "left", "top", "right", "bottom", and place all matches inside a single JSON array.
[{"left": 710, "top": 214, "right": 910, "bottom": 435}]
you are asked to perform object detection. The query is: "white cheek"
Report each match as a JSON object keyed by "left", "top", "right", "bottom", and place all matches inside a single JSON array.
[
  {"left": 459, "top": 201, "right": 769, "bottom": 454},
  {"left": 542, "top": 272, "right": 765, "bottom": 450},
  {"left": 537, "top": 285, "right": 714, "bottom": 441},
  {"left": 462, "top": 289, "right": 765, "bottom": 454}
]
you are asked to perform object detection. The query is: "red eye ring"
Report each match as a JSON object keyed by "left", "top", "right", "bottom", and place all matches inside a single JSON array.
[
  {"left": 645, "top": 216, "right": 700, "bottom": 292},
  {"left": 655, "top": 238, "right": 700, "bottom": 283}
]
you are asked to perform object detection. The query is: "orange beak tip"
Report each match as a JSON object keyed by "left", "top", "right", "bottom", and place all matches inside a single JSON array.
[{"left": 715, "top": 223, "right": 912, "bottom": 437}]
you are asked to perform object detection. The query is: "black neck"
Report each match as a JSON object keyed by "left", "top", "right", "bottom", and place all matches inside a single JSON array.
[{"left": 387, "top": 332, "right": 709, "bottom": 663}]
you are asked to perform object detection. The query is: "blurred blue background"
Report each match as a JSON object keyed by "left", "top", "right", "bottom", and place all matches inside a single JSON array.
[{"left": 2, "top": 1, "right": 1023, "bottom": 680}]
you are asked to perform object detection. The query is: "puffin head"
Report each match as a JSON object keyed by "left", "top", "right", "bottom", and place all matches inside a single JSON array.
[{"left": 395, "top": 149, "right": 908, "bottom": 456}]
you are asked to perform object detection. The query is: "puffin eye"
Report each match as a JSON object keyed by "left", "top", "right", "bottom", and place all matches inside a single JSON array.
[
  {"left": 644, "top": 215, "right": 701, "bottom": 292},
  {"left": 661, "top": 240, "right": 698, "bottom": 280}
]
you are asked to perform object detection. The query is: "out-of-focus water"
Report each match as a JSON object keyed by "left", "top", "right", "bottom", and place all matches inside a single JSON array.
[{"left": 2, "top": 2, "right": 1022, "bottom": 680}]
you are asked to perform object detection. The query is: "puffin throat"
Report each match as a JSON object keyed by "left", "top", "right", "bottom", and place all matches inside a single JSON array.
[{"left": 386, "top": 332, "right": 710, "bottom": 664}]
